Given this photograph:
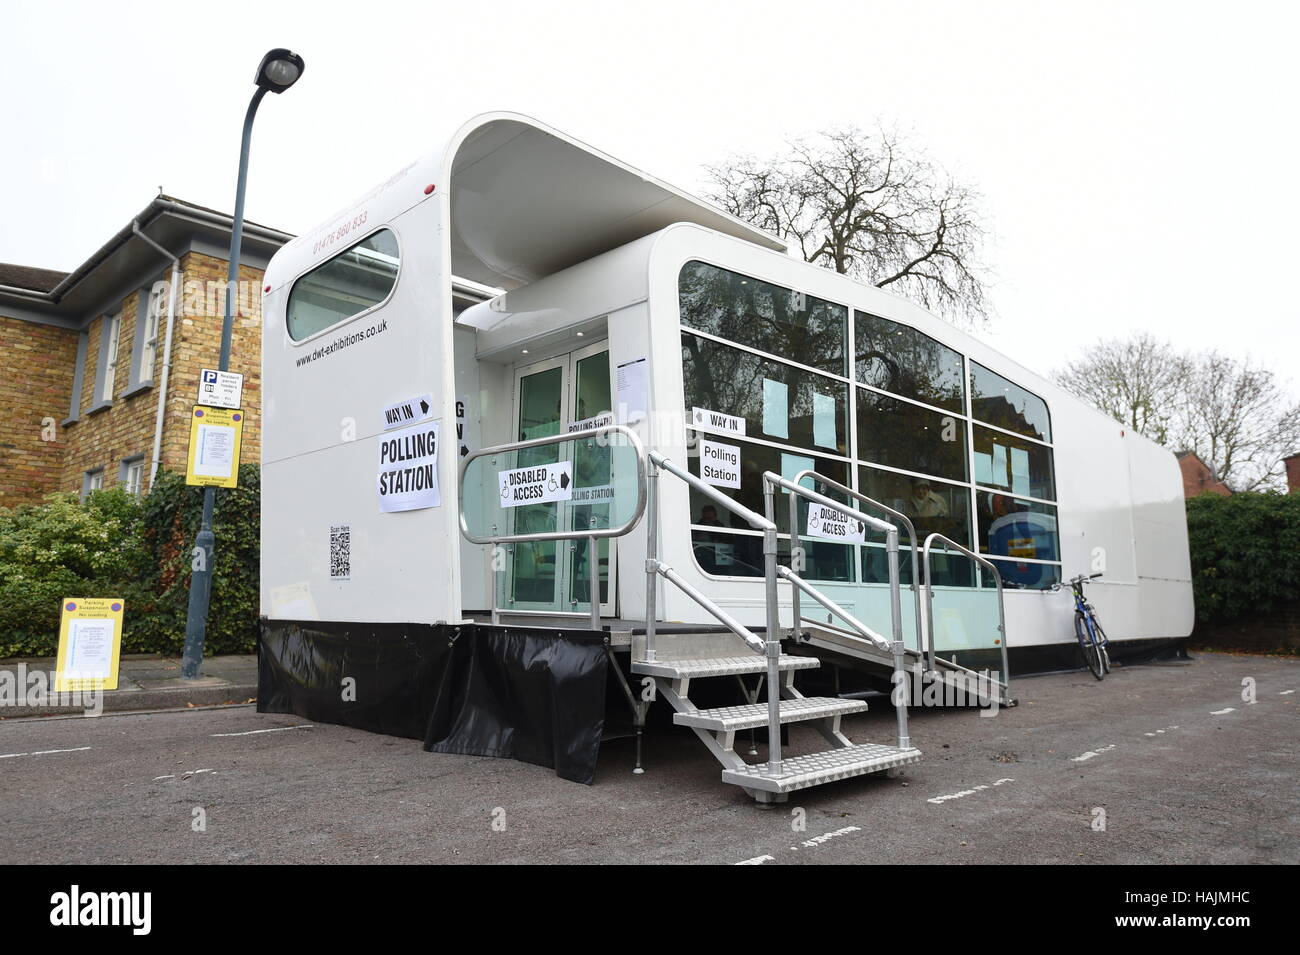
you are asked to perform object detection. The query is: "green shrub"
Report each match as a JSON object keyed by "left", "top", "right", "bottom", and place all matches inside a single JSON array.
[
  {"left": 0, "top": 466, "right": 260, "bottom": 659},
  {"left": 0, "top": 488, "right": 151, "bottom": 657},
  {"left": 1186, "top": 491, "right": 1300, "bottom": 623}
]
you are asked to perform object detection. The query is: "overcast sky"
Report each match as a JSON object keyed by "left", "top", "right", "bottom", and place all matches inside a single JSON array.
[{"left": 2, "top": 0, "right": 1296, "bottom": 384}]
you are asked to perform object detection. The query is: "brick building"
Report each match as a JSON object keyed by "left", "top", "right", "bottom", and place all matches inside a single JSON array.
[
  {"left": 1176, "top": 450, "right": 1232, "bottom": 498},
  {"left": 0, "top": 196, "right": 290, "bottom": 507}
]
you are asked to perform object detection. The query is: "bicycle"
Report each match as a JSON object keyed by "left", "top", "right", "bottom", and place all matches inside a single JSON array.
[{"left": 1062, "top": 572, "right": 1109, "bottom": 680}]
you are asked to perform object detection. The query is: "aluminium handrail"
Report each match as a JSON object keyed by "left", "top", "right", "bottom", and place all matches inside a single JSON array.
[
  {"left": 644, "top": 450, "right": 787, "bottom": 775},
  {"left": 920, "top": 533, "right": 1011, "bottom": 691},
  {"left": 789, "top": 470, "right": 926, "bottom": 658},
  {"left": 763, "top": 470, "right": 912, "bottom": 751},
  {"left": 458, "top": 423, "right": 648, "bottom": 545},
  {"left": 456, "top": 423, "right": 648, "bottom": 631},
  {"left": 775, "top": 566, "right": 890, "bottom": 651}
]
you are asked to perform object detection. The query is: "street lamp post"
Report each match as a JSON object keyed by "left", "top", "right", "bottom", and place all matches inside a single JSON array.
[{"left": 182, "top": 49, "right": 305, "bottom": 680}]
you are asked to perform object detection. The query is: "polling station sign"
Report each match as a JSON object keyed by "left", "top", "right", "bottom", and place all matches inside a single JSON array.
[
  {"left": 55, "top": 598, "right": 125, "bottom": 692},
  {"left": 806, "top": 503, "right": 867, "bottom": 543},
  {"left": 377, "top": 420, "right": 440, "bottom": 512},
  {"left": 699, "top": 439, "right": 741, "bottom": 488},
  {"left": 499, "top": 461, "right": 573, "bottom": 507}
]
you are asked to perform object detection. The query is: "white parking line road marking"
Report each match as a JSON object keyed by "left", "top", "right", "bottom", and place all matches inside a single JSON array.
[
  {"left": 928, "top": 777, "right": 1014, "bottom": 804},
  {"left": 1070, "top": 744, "right": 1117, "bottom": 762},
  {"left": 734, "top": 854, "right": 775, "bottom": 865},
  {"left": 0, "top": 746, "right": 92, "bottom": 760},
  {"left": 210, "top": 725, "right": 312, "bottom": 737},
  {"left": 1210, "top": 707, "right": 1236, "bottom": 715},
  {"left": 1280, "top": 690, "right": 1295, "bottom": 696},
  {"left": 153, "top": 768, "right": 216, "bottom": 780}
]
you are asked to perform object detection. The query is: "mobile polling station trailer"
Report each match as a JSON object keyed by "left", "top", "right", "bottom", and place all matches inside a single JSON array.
[{"left": 258, "top": 113, "right": 1194, "bottom": 802}]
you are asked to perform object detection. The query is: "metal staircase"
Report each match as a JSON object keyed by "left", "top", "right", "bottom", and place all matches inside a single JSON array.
[
  {"left": 636, "top": 453, "right": 922, "bottom": 804},
  {"left": 459, "top": 425, "right": 1010, "bottom": 805}
]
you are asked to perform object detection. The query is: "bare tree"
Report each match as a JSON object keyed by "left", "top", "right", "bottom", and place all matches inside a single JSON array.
[
  {"left": 1055, "top": 337, "right": 1300, "bottom": 492},
  {"left": 705, "top": 127, "right": 991, "bottom": 327},
  {"left": 1054, "top": 333, "right": 1189, "bottom": 445},
  {"left": 1174, "top": 352, "right": 1300, "bottom": 492}
]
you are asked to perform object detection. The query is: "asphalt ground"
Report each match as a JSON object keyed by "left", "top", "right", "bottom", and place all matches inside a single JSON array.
[{"left": 1, "top": 650, "right": 1295, "bottom": 865}]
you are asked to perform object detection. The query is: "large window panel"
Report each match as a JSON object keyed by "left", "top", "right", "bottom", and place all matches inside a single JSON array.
[
  {"left": 682, "top": 333, "right": 849, "bottom": 455},
  {"left": 973, "top": 425, "right": 1056, "bottom": 500},
  {"left": 687, "top": 438, "right": 853, "bottom": 581},
  {"left": 970, "top": 361, "right": 1052, "bottom": 443},
  {"left": 287, "top": 229, "right": 399, "bottom": 341},
  {"left": 975, "top": 493, "right": 1059, "bottom": 561},
  {"left": 856, "top": 390, "right": 968, "bottom": 483},
  {"left": 679, "top": 261, "right": 847, "bottom": 376},
  {"left": 981, "top": 558, "right": 1061, "bottom": 591},
  {"left": 855, "top": 312, "right": 964, "bottom": 412},
  {"left": 857, "top": 465, "right": 972, "bottom": 551}
]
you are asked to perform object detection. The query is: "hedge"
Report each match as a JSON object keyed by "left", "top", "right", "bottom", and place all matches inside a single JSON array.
[
  {"left": 1185, "top": 491, "right": 1300, "bottom": 624},
  {"left": 0, "top": 465, "right": 260, "bottom": 659}
]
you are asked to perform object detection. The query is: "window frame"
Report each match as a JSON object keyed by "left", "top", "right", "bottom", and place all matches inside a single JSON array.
[
  {"left": 120, "top": 455, "right": 146, "bottom": 496},
  {"left": 91, "top": 311, "right": 121, "bottom": 409},
  {"left": 285, "top": 226, "right": 402, "bottom": 345}
]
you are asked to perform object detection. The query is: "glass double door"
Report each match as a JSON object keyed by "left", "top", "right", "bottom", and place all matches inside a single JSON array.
[{"left": 505, "top": 341, "right": 616, "bottom": 616}]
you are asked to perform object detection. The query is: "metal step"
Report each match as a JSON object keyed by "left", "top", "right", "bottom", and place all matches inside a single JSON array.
[
  {"left": 674, "top": 696, "right": 868, "bottom": 732},
  {"left": 631, "top": 655, "right": 819, "bottom": 680},
  {"left": 722, "top": 743, "right": 922, "bottom": 794}
]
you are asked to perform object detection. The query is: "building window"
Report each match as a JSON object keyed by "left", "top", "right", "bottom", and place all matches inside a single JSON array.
[
  {"left": 97, "top": 312, "right": 121, "bottom": 404},
  {"left": 970, "top": 360, "right": 1052, "bottom": 443},
  {"left": 679, "top": 261, "right": 848, "bottom": 376},
  {"left": 855, "top": 311, "right": 965, "bottom": 413},
  {"left": 81, "top": 468, "right": 104, "bottom": 501},
  {"left": 120, "top": 456, "right": 145, "bottom": 496},
  {"left": 140, "top": 285, "right": 164, "bottom": 383},
  {"left": 287, "top": 229, "right": 400, "bottom": 341}
]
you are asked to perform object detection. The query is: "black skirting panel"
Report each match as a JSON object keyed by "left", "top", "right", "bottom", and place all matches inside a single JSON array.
[{"left": 258, "top": 620, "right": 609, "bottom": 784}]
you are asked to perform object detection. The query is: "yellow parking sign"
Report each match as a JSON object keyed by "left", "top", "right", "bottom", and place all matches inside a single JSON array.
[
  {"left": 185, "top": 405, "right": 244, "bottom": 487},
  {"left": 55, "top": 598, "right": 125, "bottom": 692}
]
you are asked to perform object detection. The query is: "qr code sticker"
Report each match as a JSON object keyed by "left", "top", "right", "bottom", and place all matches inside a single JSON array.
[{"left": 329, "top": 524, "right": 351, "bottom": 580}]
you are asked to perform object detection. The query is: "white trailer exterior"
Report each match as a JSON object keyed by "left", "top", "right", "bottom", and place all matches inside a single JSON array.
[{"left": 257, "top": 112, "right": 1193, "bottom": 798}]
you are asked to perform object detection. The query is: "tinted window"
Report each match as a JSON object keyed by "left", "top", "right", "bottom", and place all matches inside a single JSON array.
[
  {"left": 855, "top": 311, "right": 964, "bottom": 412},
  {"left": 970, "top": 361, "right": 1051, "bottom": 442},
  {"left": 973, "top": 425, "right": 1056, "bottom": 500},
  {"left": 679, "top": 261, "right": 847, "bottom": 376},
  {"left": 976, "top": 493, "right": 1059, "bottom": 562},
  {"left": 856, "top": 390, "right": 967, "bottom": 483},
  {"left": 857, "top": 465, "right": 972, "bottom": 551},
  {"left": 287, "top": 230, "right": 399, "bottom": 341},
  {"left": 683, "top": 333, "right": 849, "bottom": 454}
]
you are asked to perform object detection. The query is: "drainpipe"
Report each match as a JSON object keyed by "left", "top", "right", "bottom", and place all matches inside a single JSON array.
[{"left": 131, "top": 220, "right": 181, "bottom": 490}]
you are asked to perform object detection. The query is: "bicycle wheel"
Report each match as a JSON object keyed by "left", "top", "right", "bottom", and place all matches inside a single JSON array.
[
  {"left": 1093, "top": 618, "right": 1111, "bottom": 674},
  {"left": 1075, "top": 612, "right": 1105, "bottom": 680}
]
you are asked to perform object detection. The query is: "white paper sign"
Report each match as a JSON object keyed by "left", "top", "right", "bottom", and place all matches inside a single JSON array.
[
  {"left": 568, "top": 411, "right": 614, "bottom": 434},
  {"left": 193, "top": 424, "right": 236, "bottom": 477},
  {"left": 67, "top": 618, "right": 115, "bottom": 679},
  {"left": 700, "top": 439, "right": 741, "bottom": 488},
  {"left": 615, "top": 358, "right": 648, "bottom": 423},
  {"left": 499, "top": 461, "right": 573, "bottom": 507},
  {"left": 377, "top": 420, "right": 441, "bottom": 512},
  {"left": 382, "top": 393, "right": 434, "bottom": 431},
  {"left": 806, "top": 503, "right": 866, "bottom": 543},
  {"left": 198, "top": 369, "right": 243, "bottom": 409},
  {"left": 691, "top": 407, "right": 746, "bottom": 436}
]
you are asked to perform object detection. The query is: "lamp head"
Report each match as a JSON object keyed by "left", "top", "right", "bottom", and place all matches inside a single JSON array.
[{"left": 255, "top": 49, "right": 305, "bottom": 93}]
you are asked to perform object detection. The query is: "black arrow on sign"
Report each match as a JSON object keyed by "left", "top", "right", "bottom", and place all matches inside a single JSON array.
[
  {"left": 559, "top": 470, "right": 570, "bottom": 490},
  {"left": 419, "top": 399, "right": 430, "bottom": 415}
]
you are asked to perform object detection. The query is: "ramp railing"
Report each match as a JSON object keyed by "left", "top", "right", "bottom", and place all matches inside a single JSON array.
[
  {"left": 788, "top": 470, "right": 925, "bottom": 660},
  {"left": 921, "top": 533, "right": 1011, "bottom": 696},
  {"left": 644, "top": 451, "right": 789, "bottom": 774},
  {"left": 763, "top": 471, "right": 912, "bottom": 750},
  {"left": 458, "top": 423, "right": 647, "bottom": 630}
]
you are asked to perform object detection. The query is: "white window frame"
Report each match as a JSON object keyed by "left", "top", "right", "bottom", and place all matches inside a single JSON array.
[
  {"left": 140, "top": 286, "right": 164, "bottom": 383},
  {"left": 98, "top": 312, "right": 121, "bottom": 403},
  {"left": 121, "top": 456, "right": 145, "bottom": 496}
]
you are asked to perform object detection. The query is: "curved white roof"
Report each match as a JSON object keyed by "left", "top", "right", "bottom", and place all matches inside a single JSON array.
[{"left": 266, "top": 112, "right": 785, "bottom": 292}]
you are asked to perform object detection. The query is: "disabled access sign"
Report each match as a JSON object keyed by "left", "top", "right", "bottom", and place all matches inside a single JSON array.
[{"left": 498, "top": 461, "right": 573, "bottom": 507}]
